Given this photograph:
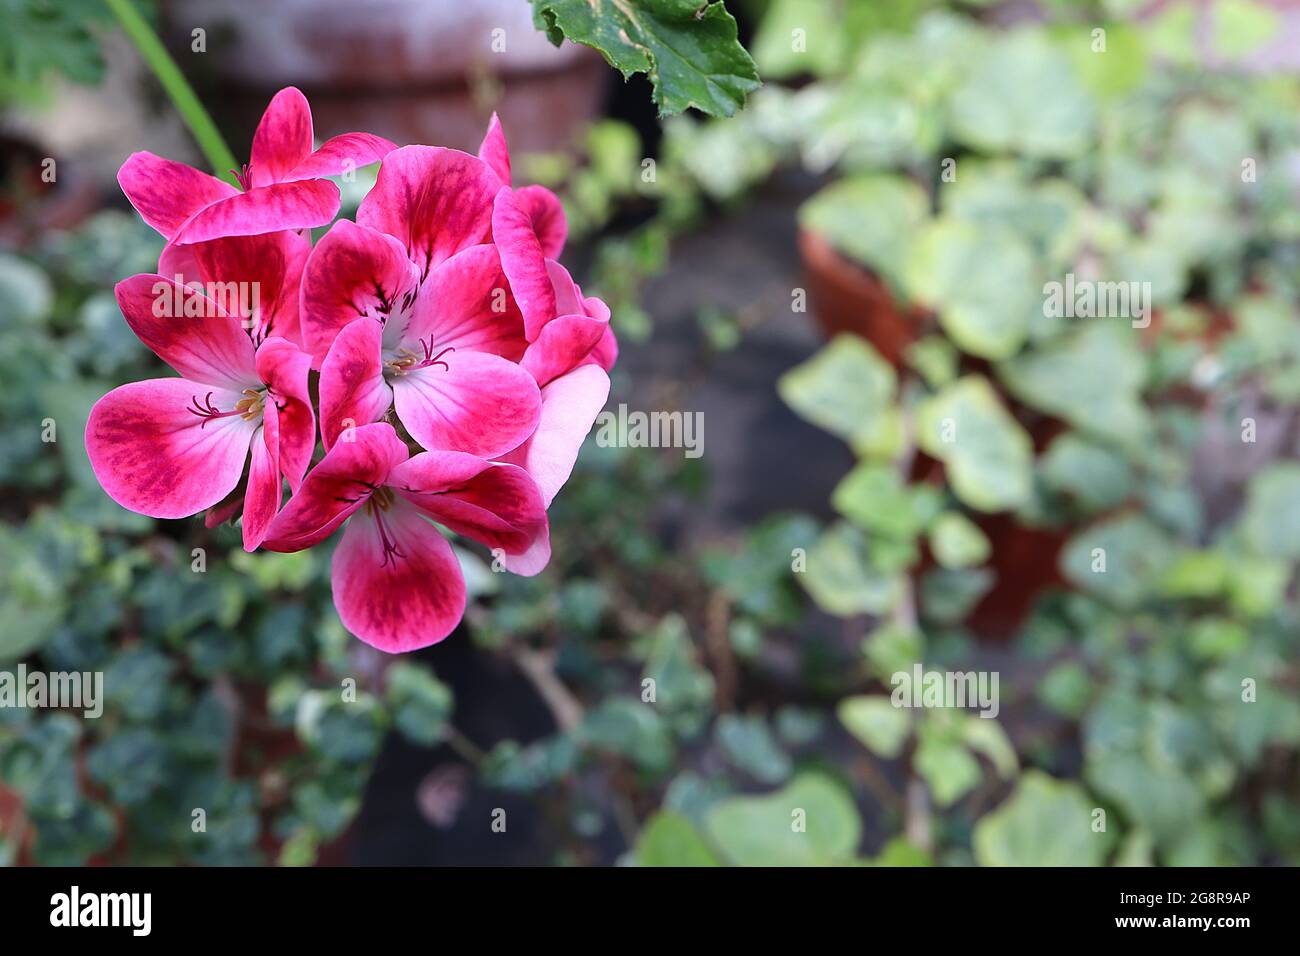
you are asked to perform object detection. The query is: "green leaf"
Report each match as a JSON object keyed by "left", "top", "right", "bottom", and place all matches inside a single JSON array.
[
  {"left": 1239, "top": 463, "right": 1300, "bottom": 560},
  {"left": 838, "top": 696, "right": 910, "bottom": 758},
  {"left": 715, "top": 714, "right": 791, "bottom": 784},
  {"left": 1040, "top": 433, "right": 1133, "bottom": 512},
  {"left": 778, "top": 334, "right": 897, "bottom": 450},
  {"left": 385, "top": 662, "right": 453, "bottom": 747},
  {"left": 800, "top": 521, "right": 903, "bottom": 617},
  {"left": 973, "top": 771, "right": 1112, "bottom": 866},
  {"left": 928, "top": 512, "right": 991, "bottom": 569},
  {"left": 705, "top": 772, "right": 861, "bottom": 866},
  {"left": 904, "top": 218, "right": 1038, "bottom": 359},
  {"left": 799, "top": 174, "right": 929, "bottom": 292},
  {"left": 579, "top": 697, "right": 675, "bottom": 773},
  {"left": 832, "top": 463, "right": 941, "bottom": 541},
  {"left": 870, "top": 836, "right": 932, "bottom": 866},
  {"left": 915, "top": 734, "right": 981, "bottom": 806},
  {"left": 1061, "top": 514, "right": 1175, "bottom": 609},
  {"left": 916, "top": 376, "right": 1034, "bottom": 512},
  {"left": 530, "top": 0, "right": 760, "bottom": 118},
  {"left": 997, "top": 322, "right": 1149, "bottom": 448},
  {"left": 635, "top": 811, "right": 720, "bottom": 866},
  {"left": 948, "top": 28, "right": 1095, "bottom": 159},
  {"left": 959, "top": 716, "right": 1018, "bottom": 778}
]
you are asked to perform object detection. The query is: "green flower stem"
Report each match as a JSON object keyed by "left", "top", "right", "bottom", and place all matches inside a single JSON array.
[{"left": 103, "top": 0, "right": 239, "bottom": 185}]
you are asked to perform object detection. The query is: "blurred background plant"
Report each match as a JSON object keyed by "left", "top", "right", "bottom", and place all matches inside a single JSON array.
[{"left": 2, "top": 0, "right": 1299, "bottom": 866}]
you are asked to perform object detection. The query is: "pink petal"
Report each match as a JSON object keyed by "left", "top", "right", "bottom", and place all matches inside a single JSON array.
[
  {"left": 332, "top": 499, "right": 466, "bottom": 653},
  {"left": 391, "top": 350, "right": 540, "bottom": 458},
  {"left": 117, "top": 151, "right": 238, "bottom": 241},
  {"left": 521, "top": 314, "right": 609, "bottom": 387},
  {"left": 405, "top": 244, "right": 527, "bottom": 362},
  {"left": 587, "top": 324, "right": 620, "bottom": 372},
  {"left": 250, "top": 87, "right": 314, "bottom": 187},
  {"left": 173, "top": 179, "right": 340, "bottom": 245},
  {"left": 356, "top": 145, "right": 497, "bottom": 279},
  {"left": 498, "top": 364, "right": 609, "bottom": 507},
  {"left": 388, "top": 453, "right": 547, "bottom": 556},
  {"left": 115, "top": 274, "right": 258, "bottom": 391},
  {"left": 504, "top": 522, "right": 552, "bottom": 577},
  {"left": 86, "top": 378, "right": 255, "bottom": 519},
  {"left": 242, "top": 405, "right": 282, "bottom": 551},
  {"left": 299, "top": 220, "right": 420, "bottom": 366},
  {"left": 516, "top": 184, "right": 567, "bottom": 260},
  {"left": 189, "top": 230, "right": 311, "bottom": 347},
  {"left": 262, "top": 422, "right": 407, "bottom": 552},
  {"left": 476, "top": 113, "right": 511, "bottom": 186},
  {"left": 492, "top": 187, "right": 556, "bottom": 341},
  {"left": 256, "top": 337, "right": 316, "bottom": 492},
  {"left": 319, "top": 317, "right": 393, "bottom": 451},
  {"left": 286, "top": 133, "right": 398, "bottom": 182},
  {"left": 157, "top": 240, "right": 202, "bottom": 286}
]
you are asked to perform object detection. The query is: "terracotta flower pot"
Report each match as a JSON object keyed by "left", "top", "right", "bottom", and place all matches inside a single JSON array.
[
  {"left": 797, "top": 227, "right": 930, "bottom": 366},
  {"left": 165, "top": 0, "right": 607, "bottom": 154}
]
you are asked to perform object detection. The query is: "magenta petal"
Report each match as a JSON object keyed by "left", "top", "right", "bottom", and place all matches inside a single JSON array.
[
  {"left": 389, "top": 453, "right": 547, "bottom": 556},
  {"left": 190, "top": 230, "right": 311, "bottom": 347},
  {"left": 157, "top": 241, "right": 202, "bottom": 286},
  {"left": 331, "top": 499, "right": 466, "bottom": 653},
  {"left": 356, "top": 145, "right": 497, "bottom": 278},
  {"left": 255, "top": 336, "right": 316, "bottom": 492},
  {"left": 242, "top": 406, "right": 282, "bottom": 551},
  {"left": 319, "top": 317, "right": 393, "bottom": 451},
  {"left": 492, "top": 187, "right": 557, "bottom": 341},
  {"left": 249, "top": 87, "right": 314, "bottom": 187},
  {"left": 391, "top": 350, "right": 540, "bottom": 458},
  {"left": 287, "top": 133, "right": 398, "bottom": 182},
  {"left": 406, "top": 244, "right": 527, "bottom": 361},
  {"left": 300, "top": 220, "right": 420, "bottom": 366},
  {"left": 587, "top": 323, "right": 620, "bottom": 372},
  {"left": 522, "top": 314, "right": 609, "bottom": 387},
  {"left": 115, "top": 274, "right": 258, "bottom": 391},
  {"left": 516, "top": 184, "right": 567, "bottom": 260},
  {"left": 499, "top": 364, "right": 609, "bottom": 507},
  {"left": 263, "top": 422, "right": 407, "bottom": 552},
  {"left": 86, "top": 378, "right": 256, "bottom": 519},
  {"left": 117, "top": 151, "right": 238, "bottom": 241},
  {"left": 476, "top": 113, "right": 511, "bottom": 186},
  {"left": 504, "top": 521, "right": 552, "bottom": 577},
  {"left": 173, "top": 179, "right": 341, "bottom": 245}
]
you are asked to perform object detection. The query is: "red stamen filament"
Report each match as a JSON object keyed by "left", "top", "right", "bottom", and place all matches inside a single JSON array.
[
  {"left": 387, "top": 339, "right": 454, "bottom": 376},
  {"left": 187, "top": 389, "right": 264, "bottom": 428},
  {"left": 367, "top": 490, "right": 405, "bottom": 568},
  {"left": 230, "top": 163, "right": 254, "bottom": 192}
]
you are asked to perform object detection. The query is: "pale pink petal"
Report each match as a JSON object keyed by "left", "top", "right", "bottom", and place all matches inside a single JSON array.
[
  {"left": 492, "top": 187, "right": 556, "bottom": 341},
  {"left": 504, "top": 522, "right": 552, "bottom": 577},
  {"left": 405, "top": 244, "right": 527, "bottom": 361},
  {"left": 189, "top": 230, "right": 311, "bottom": 347},
  {"left": 299, "top": 220, "right": 420, "bottom": 366},
  {"left": 255, "top": 337, "right": 316, "bottom": 492},
  {"left": 498, "top": 364, "right": 609, "bottom": 507},
  {"left": 516, "top": 184, "right": 567, "bottom": 260},
  {"left": 389, "top": 453, "right": 547, "bottom": 556},
  {"left": 391, "top": 350, "right": 540, "bottom": 458},
  {"left": 173, "top": 179, "right": 340, "bottom": 245},
  {"left": 249, "top": 87, "right": 314, "bottom": 187},
  {"left": 476, "top": 113, "right": 511, "bottom": 186},
  {"left": 262, "top": 422, "right": 407, "bottom": 552},
  {"left": 286, "top": 133, "right": 398, "bottom": 182},
  {"left": 521, "top": 314, "right": 609, "bottom": 387},
  {"left": 319, "top": 317, "right": 393, "bottom": 451},
  {"left": 242, "top": 405, "right": 282, "bottom": 551},
  {"left": 356, "top": 146, "right": 497, "bottom": 279},
  {"left": 332, "top": 499, "right": 466, "bottom": 653},
  {"left": 86, "top": 379, "right": 255, "bottom": 519},
  {"left": 115, "top": 274, "right": 258, "bottom": 391},
  {"left": 117, "top": 151, "right": 237, "bottom": 241}
]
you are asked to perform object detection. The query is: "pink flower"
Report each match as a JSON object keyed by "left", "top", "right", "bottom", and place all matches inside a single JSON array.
[
  {"left": 85, "top": 275, "right": 315, "bottom": 551},
  {"left": 262, "top": 423, "right": 547, "bottom": 652},
  {"left": 119, "top": 87, "right": 394, "bottom": 247},
  {"left": 300, "top": 147, "right": 542, "bottom": 459}
]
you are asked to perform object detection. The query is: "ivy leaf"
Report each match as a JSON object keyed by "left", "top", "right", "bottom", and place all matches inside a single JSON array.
[
  {"left": 635, "top": 811, "right": 720, "bottom": 866},
  {"left": 705, "top": 773, "right": 861, "bottom": 866},
  {"left": 916, "top": 376, "right": 1034, "bottom": 513},
  {"left": 778, "top": 334, "right": 899, "bottom": 454},
  {"left": 973, "top": 771, "right": 1113, "bottom": 866},
  {"left": 530, "top": 0, "right": 760, "bottom": 118},
  {"left": 839, "top": 696, "right": 910, "bottom": 759}
]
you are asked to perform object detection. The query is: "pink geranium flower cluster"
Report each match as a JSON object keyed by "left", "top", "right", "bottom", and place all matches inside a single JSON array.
[{"left": 86, "top": 88, "right": 616, "bottom": 653}]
